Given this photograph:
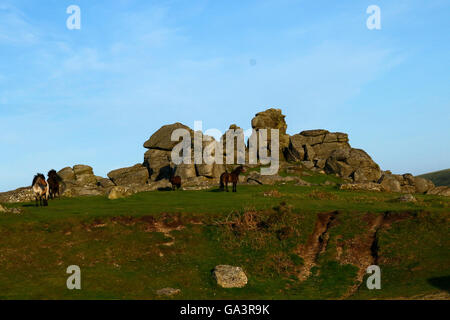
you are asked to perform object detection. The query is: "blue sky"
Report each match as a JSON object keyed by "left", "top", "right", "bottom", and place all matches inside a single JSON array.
[{"left": 0, "top": 0, "right": 449, "bottom": 191}]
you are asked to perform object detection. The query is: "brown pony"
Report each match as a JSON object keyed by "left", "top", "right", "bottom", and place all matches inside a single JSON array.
[
  {"left": 169, "top": 175, "right": 182, "bottom": 190},
  {"left": 220, "top": 165, "right": 246, "bottom": 192},
  {"left": 169, "top": 165, "right": 182, "bottom": 190},
  {"left": 32, "top": 173, "right": 49, "bottom": 207},
  {"left": 47, "top": 169, "right": 62, "bottom": 199}
]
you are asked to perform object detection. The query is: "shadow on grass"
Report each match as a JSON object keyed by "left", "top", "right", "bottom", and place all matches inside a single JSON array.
[
  {"left": 208, "top": 188, "right": 225, "bottom": 193},
  {"left": 21, "top": 204, "right": 36, "bottom": 207},
  {"left": 427, "top": 276, "right": 450, "bottom": 293},
  {"left": 157, "top": 187, "right": 174, "bottom": 191}
]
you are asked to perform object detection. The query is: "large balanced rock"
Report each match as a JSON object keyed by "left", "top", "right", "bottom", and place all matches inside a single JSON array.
[
  {"left": 213, "top": 265, "right": 248, "bottom": 288},
  {"left": 108, "top": 164, "right": 149, "bottom": 187},
  {"left": 143, "top": 122, "right": 193, "bottom": 150}
]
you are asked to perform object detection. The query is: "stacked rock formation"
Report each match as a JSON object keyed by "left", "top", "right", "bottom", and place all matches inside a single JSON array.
[
  {"left": 143, "top": 122, "right": 224, "bottom": 181},
  {"left": 286, "top": 129, "right": 381, "bottom": 183},
  {"left": 57, "top": 165, "right": 109, "bottom": 197},
  {"left": 251, "top": 108, "right": 290, "bottom": 160},
  {"left": 0, "top": 107, "right": 445, "bottom": 202}
]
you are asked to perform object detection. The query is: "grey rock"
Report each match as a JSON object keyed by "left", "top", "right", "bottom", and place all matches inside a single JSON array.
[
  {"left": 397, "top": 194, "right": 417, "bottom": 202},
  {"left": 251, "top": 108, "right": 290, "bottom": 159},
  {"left": 304, "top": 144, "right": 316, "bottom": 161},
  {"left": 143, "top": 122, "right": 193, "bottom": 151},
  {"left": 301, "top": 160, "right": 315, "bottom": 170},
  {"left": 97, "top": 178, "right": 115, "bottom": 188},
  {"left": 174, "top": 163, "right": 197, "bottom": 180},
  {"left": 108, "top": 164, "right": 149, "bottom": 186},
  {"left": 339, "top": 182, "right": 382, "bottom": 192},
  {"left": 379, "top": 175, "right": 402, "bottom": 193},
  {"left": 213, "top": 265, "right": 248, "bottom": 288},
  {"left": 107, "top": 186, "right": 133, "bottom": 200},
  {"left": 156, "top": 288, "right": 181, "bottom": 297},
  {"left": 144, "top": 149, "right": 172, "bottom": 181},
  {"left": 413, "top": 177, "right": 434, "bottom": 194},
  {"left": 58, "top": 167, "right": 76, "bottom": 181}
]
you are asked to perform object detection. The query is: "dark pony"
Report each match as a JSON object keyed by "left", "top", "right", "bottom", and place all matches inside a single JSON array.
[
  {"left": 219, "top": 165, "right": 246, "bottom": 192},
  {"left": 169, "top": 165, "right": 181, "bottom": 190},
  {"left": 47, "top": 169, "right": 62, "bottom": 199}
]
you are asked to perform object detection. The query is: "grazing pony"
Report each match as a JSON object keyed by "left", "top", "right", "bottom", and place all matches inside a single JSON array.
[
  {"left": 47, "top": 169, "right": 62, "bottom": 199},
  {"left": 32, "top": 173, "right": 49, "bottom": 207},
  {"left": 169, "top": 165, "right": 182, "bottom": 190},
  {"left": 166, "top": 157, "right": 182, "bottom": 190},
  {"left": 169, "top": 175, "right": 182, "bottom": 190},
  {"left": 219, "top": 165, "right": 246, "bottom": 192}
]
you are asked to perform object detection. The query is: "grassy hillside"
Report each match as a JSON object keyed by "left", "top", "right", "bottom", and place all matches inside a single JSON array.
[
  {"left": 0, "top": 182, "right": 449, "bottom": 300},
  {"left": 419, "top": 169, "right": 450, "bottom": 186}
]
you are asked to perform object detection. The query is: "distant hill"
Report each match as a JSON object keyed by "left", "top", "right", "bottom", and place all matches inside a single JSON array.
[{"left": 419, "top": 169, "right": 450, "bottom": 186}]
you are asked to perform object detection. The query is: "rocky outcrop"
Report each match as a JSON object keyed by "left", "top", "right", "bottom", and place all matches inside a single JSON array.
[
  {"left": 427, "top": 186, "right": 450, "bottom": 197},
  {"left": 57, "top": 165, "right": 109, "bottom": 197},
  {"left": 377, "top": 172, "right": 435, "bottom": 194},
  {"left": 143, "top": 123, "right": 224, "bottom": 182},
  {"left": 339, "top": 172, "right": 435, "bottom": 194},
  {"left": 0, "top": 187, "right": 34, "bottom": 203},
  {"left": 107, "top": 164, "right": 149, "bottom": 187},
  {"left": 1, "top": 108, "right": 445, "bottom": 201},
  {"left": 287, "top": 129, "right": 382, "bottom": 183}
]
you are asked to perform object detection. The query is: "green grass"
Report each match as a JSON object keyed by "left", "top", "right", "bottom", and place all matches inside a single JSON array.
[
  {"left": 419, "top": 168, "right": 450, "bottom": 186},
  {"left": 0, "top": 184, "right": 449, "bottom": 300}
]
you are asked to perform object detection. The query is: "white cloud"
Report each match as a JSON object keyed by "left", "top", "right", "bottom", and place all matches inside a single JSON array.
[{"left": 0, "top": 3, "right": 40, "bottom": 45}]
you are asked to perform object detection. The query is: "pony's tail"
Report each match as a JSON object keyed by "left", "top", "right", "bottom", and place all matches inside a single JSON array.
[
  {"left": 45, "top": 180, "right": 50, "bottom": 200},
  {"left": 219, "top": 173, "right": 225, "bottom": 190}
]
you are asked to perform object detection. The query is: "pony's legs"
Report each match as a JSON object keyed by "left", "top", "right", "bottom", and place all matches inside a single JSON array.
[
  {"left": 225, "top": 181, "right": 229, "bottom": 192},
  {"left": 233, "top": 182, "right": 237, "bottom": 192}
]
